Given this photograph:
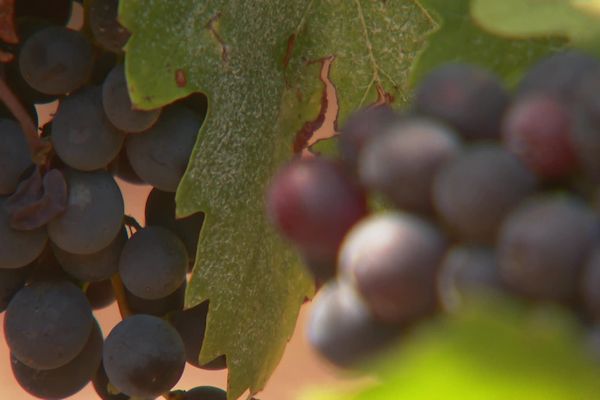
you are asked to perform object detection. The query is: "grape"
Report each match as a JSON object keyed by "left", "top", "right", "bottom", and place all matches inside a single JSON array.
[
  {"left": 119, "top": 227, "right": 188, "bottom": 300},
  {"left": 109, "top": 148, "right": 145, "bottom": 185},
  {"left": 126, "top": 282, "right": 185, "bottom": 317},
  {"left": 85, "top": 279, "right": 116, "bottom": 310},
  {"left": 267, "top": 158, "right": 367, "bottom": 266},
  {"left": 48, "top": 169, "right": 124, "bottom": 255},
  {"left": 338, "top": 105, "right": 401, "bottom": 172},
  {"left": 498, "top": 196, "right": 598, "bottom": 302},
  {"left": 169, "top": 301, "right": 227, "bottom": 370},
  {"left": 52, "top": 227, "right": 126, "bottom": 282},
  {"left": 103, "top": 314, "right": 186, "bottom": 398},
  {"left": 582, "top": 249, "right": 600, "bottom": 321},
  {"left": 307, "top": 282, "right": 401, "bottom": 368},
  {"left": 51, "top": 86, "right": 125, "bottom": 171},
  {"left": 571, "top": 70, "right": 600, "bottom": 183},
  {"left": 4, "top": 280, "right": 94, "bottom": 370},
  {"left": 0, "top": 197, "right": 47, "bottom": 269},
  {"left": 11, "top": 320, "right": 103, "bottom": 400},
  {"left": 93, "top": 361, "right": 131, "bottom": 400},
  {"left": 179, "top": 386, "right": 227, "bottom": 400},
  {"left": 90, "top": 50, "right": 119, "bottom": 85},
  {"left": 26, "top": 245, "right": 73, "bottom": 283},
  {"left": 433, "top": 145, "right": 536, "bottom": 243},
  {"left": 300, "top": 251, "right": 337, "bottom": 284},
  {"left": 89, "top": 0, "right": 131, "bottom": 53},
  {"left": 414, "top": 63, "right": 509, "bottom": 140},
  {"left": 18, "top": 26, "right": 93, "bottom": 95},
  {"left": 517, "top": 50, "right": 600, "bottom": 99},
  {"left": 15, "top": 0, "right": 73, "bottom": 25},
  {"left": 338, "top": 212, "right": 445, "bottom": 324},
  {"left": 437, "top": 245, "right": 500, "bottom": 312},
  {"left": 0, "top": 264, "right": 32, "bottom": 312},
  {"left": 102, "top": 64, "right": 161, "bottom": 133},
  {"left": 359, "top": 117, "right": 462, "bottom": 214},
  {"left": 502, "top": 94, "right": 577, "bottom": 179},
  {"left": 126, "top": 105, "right": 201, "bottom": 191},
  {"left": 0, "top": 119, "right": 32, "bottom": 195},
  {"left": 145, "top": 188, "right": 204, "bottom": 265}
]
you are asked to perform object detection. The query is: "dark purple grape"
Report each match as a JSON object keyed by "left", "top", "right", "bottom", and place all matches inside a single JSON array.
[
  {"left": 5, "top": 280, "right": 94, "bottom": 370},
  {"left": 85, "top": 279, "right": 116, "bottom": 310},
  {"left": 119, "top": 227, "right": 188, "bottom": 300},
  {"left": 571, "top": 69, "right": 600, "bottom": 183},
  {"left": 145, "top": 188, "right": 203, "bottom": 266},
  {"left": 339, "top": 212, "right": 446, "bottom": 324},
  {"left": 433, "top": 145, "right": 536, "bottom": 243},
  {"left": 359, "top": 117, "right": 462, "bottom": 213},
  {"left": 48, "top": 169, "right": 124, "bottom": 255},
  {"left": 437, "top": 245, "right": 500, "bottom": 312},
  {"left": 0, "top": 264, "right": 32, "bottom": 312},
  {"left": 89, "top": 0, "right": 131, "bottom": 53},
  {"left": 169, "top": 302, "right": 226, "bottom": 370},
  {"left": 0, "top": 119, "right": 32, "bottom": 195},
  {"left": 502, "top": 94, "right": 577, "bottom": 179},
  {"left": 498, "top": 196, "right": 598, "bottom": 302},
  {"left": 414, "top": 63, "right": 509, "bottom": 140},
  {"left": 338, "top": 105, "right": 401, "bottom": 172},
  {"left": 0, "top": 196, "right": 47, "bottom": 269},
  {"left": 267, "top": 158, "right": 367, "bottom": 268},
  {"left": 102, "top": 64, "right": 161, "bottom": 133},
  {"left": 103, "top": 315, "right": 186, "bottom": 398},
  {"left": 125, "top": 282, "right": 185, "bottom": 317},
  {"left": 126, "top": 105, "right": 201, "bottom": 192},
  {"left": 18, "top": 26, "right": 93, "bottom": 95},
  {"left": 51, "top": 86, "right": 125, "bottom": 171},
  {"left": 11, "top": 320, "right": 103, "bottom": 400},
  {"left": 177, "top": 386, "right": 227, "bottom": 400},
  {"left": 517, "top": 50, "right": 600, "bottom": 99},
  {"left": 53, "top": 227, "right": 126, "bottom": 282},
  {"left": 581, "top": 248, "right": 600, "bottom": 321},
  {"left": 307, "top": 282, "right": 401, "bottom": 368},
  {"left": 109, "top": 148, "right": 145, "bottom": 185},
  {"left": 93, "top": 361, "right": 131, "bottom": 400}
]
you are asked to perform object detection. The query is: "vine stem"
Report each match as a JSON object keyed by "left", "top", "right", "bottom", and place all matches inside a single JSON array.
[{"left": 0, "top": 74, "right": 50, "bottom": 164}]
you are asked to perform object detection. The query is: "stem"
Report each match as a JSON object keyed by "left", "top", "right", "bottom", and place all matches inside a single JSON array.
[
  {"left": 110, "top": 274, "right": 133, "bottom": 319},
  {"left": 124, "top": 215, "right": 143, "bottom": 232},
  {"left": 0, "top": 75, "right": 50, "bottom": 164}
]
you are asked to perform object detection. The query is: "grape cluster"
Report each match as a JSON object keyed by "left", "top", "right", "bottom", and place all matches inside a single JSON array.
[
  {"left": 0, "top": 1, "right": 233, "bottom": 399},
  {"left": 268, "top": 50, "right": 600, "bottom": 368}
]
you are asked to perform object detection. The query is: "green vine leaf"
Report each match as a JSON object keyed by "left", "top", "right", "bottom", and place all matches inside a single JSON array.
[
  {"left": 301, "top": 297, "right": 600, "bottom": 400},
  {"left": 410, "top": 0, "right": 565, "bottom": 87},
  {"left": 119, "top": 1, "right": 436, "bottom": 398},
  {"left": 471, "top": 0, "right": 600, "bottom": 51}
]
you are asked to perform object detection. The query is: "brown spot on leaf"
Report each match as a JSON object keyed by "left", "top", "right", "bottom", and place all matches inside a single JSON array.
[
  {"left": 283, "top": 34, "right": 296, "bottom": 68},
  {"left": 175, "top": 69, "right": 187, "bottom": 88},
  {"left": 293, "top": 56, "right": 338, "bottom": 156},
  {"left": 206, "top": 13, "right": 229, "bottom": 63},
  {"left": 375, "top": 84, "right": 394, "bottom": 105}
]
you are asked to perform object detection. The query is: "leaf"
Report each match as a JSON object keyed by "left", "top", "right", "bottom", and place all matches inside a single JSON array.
[
  {"left": 410, "top": 0, "right": 565, "bottom": 87},
  {"left": 119, "top": 1, "right": 435, "bottom": 398},
  {"left": 304, "top": 296, "right": 600, "bottom": 400},
  {"left": 471, "top": 0, "right": 600, "bottom": 51}
]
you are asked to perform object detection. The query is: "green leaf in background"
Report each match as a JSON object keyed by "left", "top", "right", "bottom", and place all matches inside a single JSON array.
[
  {"left": 119, "top": 1, "right": 436, "bottom": 398},
  {"left": 302, "top": 297, "right": 600, "bottom": 400},
  {"left": 410, "top": 0, "right": 565, "bottom": 87},
  {"left": 471, "top": 0, "right": 600, "bottom": 51}
]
